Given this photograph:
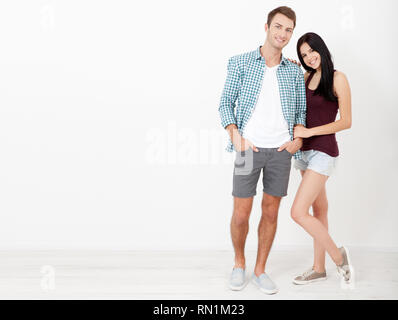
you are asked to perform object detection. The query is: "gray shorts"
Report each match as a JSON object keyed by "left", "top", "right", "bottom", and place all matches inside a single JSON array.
[{"left": 232, "top": 148, "right": 292, "bottom": 198}]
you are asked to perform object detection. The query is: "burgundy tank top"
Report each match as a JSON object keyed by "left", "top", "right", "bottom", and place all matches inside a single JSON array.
[{"left": 302, "top": 71, "right": 339, "bottom": 157}]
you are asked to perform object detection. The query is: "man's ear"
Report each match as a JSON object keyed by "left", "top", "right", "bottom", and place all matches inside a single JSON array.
[{"left": 265, "top": 23, "right": 269, "bottom": 32}]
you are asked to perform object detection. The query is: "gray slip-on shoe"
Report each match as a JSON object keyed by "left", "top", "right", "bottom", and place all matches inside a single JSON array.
[
  {"left": 251, "top": 272, "right": 278, "bottom": 294},
  {"left": 229, "top": 268, "right": 246, "bottom": 291}
]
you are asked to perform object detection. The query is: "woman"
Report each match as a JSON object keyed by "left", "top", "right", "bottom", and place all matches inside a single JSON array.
[{"left": 291, "top": 32, "right": 354, "bottom": 285}]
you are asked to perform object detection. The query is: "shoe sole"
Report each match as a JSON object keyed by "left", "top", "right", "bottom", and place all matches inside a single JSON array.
[
  {"left": 293, "top": 276, "right": 327, "bottom": 285},
  {"left": 229, "top": 282, "right": 247, "bottom": 291},
  {"left": 251, "top": 278, "right": 278, "bottom": 295}
]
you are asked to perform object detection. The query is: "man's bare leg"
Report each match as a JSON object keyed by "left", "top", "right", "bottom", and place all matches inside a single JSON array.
[
  {"left": 254, "top": 192, "right": 282, "bottom": 276},
  {"left": 231, "top": 196, "right": 254, "bottom": 269}
]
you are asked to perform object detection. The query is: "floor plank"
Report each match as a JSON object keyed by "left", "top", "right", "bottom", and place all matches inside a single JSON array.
[{"left": 0, "top": 249, "right": 396, "bottom": 299}]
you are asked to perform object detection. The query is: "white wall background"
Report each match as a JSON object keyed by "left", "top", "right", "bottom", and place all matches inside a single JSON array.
[{"left": 0, "top": 0, "right": 397, "bottom": 250}]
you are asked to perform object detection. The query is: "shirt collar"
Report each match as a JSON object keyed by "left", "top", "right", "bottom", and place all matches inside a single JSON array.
[{"left": 255, "top": 46, "right": 287, "bottom": 66}]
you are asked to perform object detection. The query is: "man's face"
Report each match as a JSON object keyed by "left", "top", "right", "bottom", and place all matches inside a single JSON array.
[{"left": 265, "top": 13, "right": 294, "bottom": 50}]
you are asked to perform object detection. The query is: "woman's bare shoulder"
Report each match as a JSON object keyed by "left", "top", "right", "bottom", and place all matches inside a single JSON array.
[
  {"left": 334, "top": 70, "right": 348, "bottom": 83},
  {"left": 333, "top": 70, "right": 350, "bottom": 95}
]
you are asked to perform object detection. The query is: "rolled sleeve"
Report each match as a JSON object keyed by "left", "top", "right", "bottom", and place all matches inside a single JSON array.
[{"left": 218, "top": 57, "right": 240, "bottom": 129}]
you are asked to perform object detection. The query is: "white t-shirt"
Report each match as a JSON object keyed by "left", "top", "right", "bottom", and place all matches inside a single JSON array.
[{"left": 242, "top": 64, "right": 291, "bottom": 148}]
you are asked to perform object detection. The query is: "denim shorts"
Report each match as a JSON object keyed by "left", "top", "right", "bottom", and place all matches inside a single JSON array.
[{"left": 294, "top": 150, "right": 338, "bottom": 176}]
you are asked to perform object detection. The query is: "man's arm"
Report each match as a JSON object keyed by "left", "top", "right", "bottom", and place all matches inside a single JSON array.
[
  {"left": 295, "top": 68, "right": 307, "bottom": 127},
  {"left": 218, "top": 57, "right": 240, "bottom": 129},
  {"left": 277, "top": 68, "right": 306, "bottom": 154},
  {"left": 291, "top": 69, "right": 307, "bottom": 151},
  {"left": 218, "top": 59, "right": 258, "bottom": 152}
]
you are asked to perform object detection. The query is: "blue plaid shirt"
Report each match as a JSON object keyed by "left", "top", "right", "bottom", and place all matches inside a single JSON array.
[{"left": 218, "top": 46, "right": 307, "bottom": 159}]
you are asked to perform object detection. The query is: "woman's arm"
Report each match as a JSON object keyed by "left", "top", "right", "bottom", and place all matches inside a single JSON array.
[{"left": 294, "top": 71, "right": 352, "bottom": 138}]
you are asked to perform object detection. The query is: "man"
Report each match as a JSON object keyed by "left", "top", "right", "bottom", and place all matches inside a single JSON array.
[{"left": 218, "top": 6, "right": 306, "bottom": 294}]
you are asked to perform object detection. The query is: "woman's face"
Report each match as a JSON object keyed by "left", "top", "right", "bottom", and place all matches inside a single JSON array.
[{"left": 300, "top": 42, "right": 321, "bottom": 70}]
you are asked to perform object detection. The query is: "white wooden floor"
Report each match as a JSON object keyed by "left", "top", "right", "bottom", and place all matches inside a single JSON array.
[{"left": 0, "top": 249, "right": 397, "bottom": 299}]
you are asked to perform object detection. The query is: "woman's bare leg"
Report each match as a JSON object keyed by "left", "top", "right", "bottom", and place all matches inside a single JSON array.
[
  {"left": 312, "top": 186, "right": 328, "bottom": 272},
  {"left": 292, "top": 169, "right": 342, "bottom": 266},
  {"left": 299, "top": 170, "right": 328, "bottom": 273}
]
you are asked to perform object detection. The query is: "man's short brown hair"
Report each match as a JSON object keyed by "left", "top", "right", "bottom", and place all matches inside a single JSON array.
[{"left": 267, "top": 6, "right": 296, "bottom": 28}]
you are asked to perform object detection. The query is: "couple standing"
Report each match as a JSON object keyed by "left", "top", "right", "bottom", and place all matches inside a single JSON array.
[{"left": 218, "top": 6, "right": 354, "bottom": 294}]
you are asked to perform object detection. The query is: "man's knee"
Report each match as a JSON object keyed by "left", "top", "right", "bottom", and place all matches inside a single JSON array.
[
  {"left": 261, "top": 201, "right": 280, "bottom": 224},
  {"left": 232, "top": 209, "right": 251, "bottom": 226},
  {"left": 232, "top": 197, "right": 253, "bottom": 225},
  {"left": 261, "top": 210, "right": 278, "bottom": 223}
]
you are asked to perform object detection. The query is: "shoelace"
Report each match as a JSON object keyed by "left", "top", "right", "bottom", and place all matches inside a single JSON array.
[{"left": 301, "top": 268, "right": 315, "bottom": 279}]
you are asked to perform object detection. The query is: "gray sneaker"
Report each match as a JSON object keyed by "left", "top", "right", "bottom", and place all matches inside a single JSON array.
[
  {"left": 293, "top": 268, "right": 327, "bottom": 285},
  {"left": 251, "top": 273, "right": 278, "bottom": 294},
  {"left": 336, "top": 246, "right": 354, "bottom": 283},
  {"left": 229, "top": 268, "right": 246, "bottom": 291}
]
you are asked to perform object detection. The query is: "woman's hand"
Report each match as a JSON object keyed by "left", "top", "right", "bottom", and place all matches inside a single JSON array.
[
  {"left": 278, "top": 138, "right": 303, "bottom": 155},
  {"left": 294, "top": 126, "right": 312, "bottom": 139},
  {"left": 287, "top": 58, "right": 301, "bottom": 66}
]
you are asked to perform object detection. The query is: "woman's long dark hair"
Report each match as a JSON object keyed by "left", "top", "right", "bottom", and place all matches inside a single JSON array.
[{"left": 297, "top": 32, "right": 337, "bottom": 102}]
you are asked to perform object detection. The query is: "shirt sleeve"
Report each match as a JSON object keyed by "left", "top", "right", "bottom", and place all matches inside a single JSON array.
[
  {"left": 295, "top": 68, "right": 307, "bottom": 127},
  {"left": 218, "top": 57, "right": 241, "bottom": 129}
]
